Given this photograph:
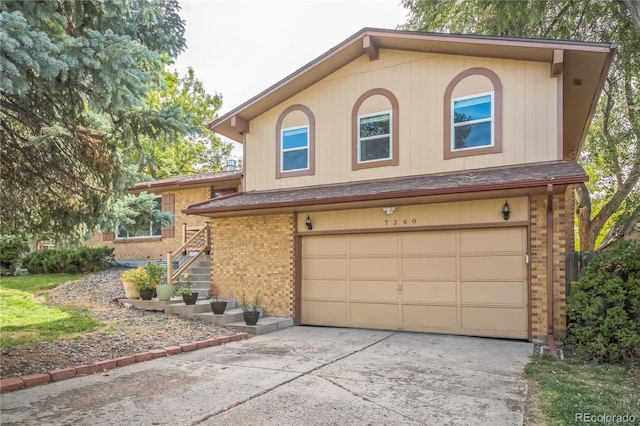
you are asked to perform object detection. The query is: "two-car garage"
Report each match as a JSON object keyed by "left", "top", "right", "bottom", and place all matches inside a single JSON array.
[{"left": 301, "top": 227, "right": 528, "bottom": 339}]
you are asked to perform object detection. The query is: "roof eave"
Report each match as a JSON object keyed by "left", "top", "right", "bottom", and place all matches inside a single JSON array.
[
  {"left": 209, "top": 27, "right": 616, "bottom": 143},
  {"left": 184, "top": 174, "right": 587, "bottom": 216}
]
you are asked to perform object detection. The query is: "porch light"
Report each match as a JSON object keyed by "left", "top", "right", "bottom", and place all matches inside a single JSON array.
[
  {"left": 502, "top": 201, "right": 511, "bottom": 221},
  {"left": 305, "top": 215, "right": 313, "bottom": 230}
]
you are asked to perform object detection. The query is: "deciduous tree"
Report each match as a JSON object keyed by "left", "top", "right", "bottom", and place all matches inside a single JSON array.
[{"left": 402, "top": 0, "right": 639, "bottom": 250}]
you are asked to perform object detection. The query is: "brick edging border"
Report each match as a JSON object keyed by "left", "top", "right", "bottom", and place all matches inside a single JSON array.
[{"left": 0, "top": 332, "right": 250, "bottom": 394}]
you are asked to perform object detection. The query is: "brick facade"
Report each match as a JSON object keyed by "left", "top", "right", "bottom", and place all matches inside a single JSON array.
[
  {"left": 211, "top": 214, "right": 295, "bottom": 317},
  {"left": 84, "top": 187, "right": 211, "bottom": 261},
  {"left": 529, "top": 190, "right": 571, "bottom": 341}
]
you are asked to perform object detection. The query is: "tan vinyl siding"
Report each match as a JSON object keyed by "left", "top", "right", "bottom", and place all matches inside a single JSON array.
[{"left": 245, "top": 50, "right": 558, "bottom": 192}]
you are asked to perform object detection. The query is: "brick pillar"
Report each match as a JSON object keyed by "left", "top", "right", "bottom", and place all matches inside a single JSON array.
[{"left": 530, "top": 191, "right": 570, "bottom": 341}]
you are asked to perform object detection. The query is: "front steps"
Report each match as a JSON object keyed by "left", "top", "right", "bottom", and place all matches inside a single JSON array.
[
  {"left": 179, "top": 254, "right": 211, "bottom": 299},
  {"left": 119, "top": 299, "right": 293, "bottom": 335}
]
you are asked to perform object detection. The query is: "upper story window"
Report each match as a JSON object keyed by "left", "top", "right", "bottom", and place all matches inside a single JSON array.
[
  {"left": 358, "top": 111, "right": 391, "bottom": 163},
  {"left": 276, "top": 104, "right": 315, "bottom": 179},
  {"left": 452, "top": 92, "right": 493, "bottom": 151},
  {"left": 352, "top": 88, "right": 399, "bottom": 170},
  {"left": 444, "top": 67, "right": 502, "bottom": 160},
  {"left": 281, "top": 125, "right": 309, "bottom": 171}
]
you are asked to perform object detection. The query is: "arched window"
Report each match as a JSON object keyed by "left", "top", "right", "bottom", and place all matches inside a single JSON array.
[
  {"left": 351, "top": 88, "right": 399, "bottom": 170},
  {"left": 275, "top": 104, "right": 315, "bottom": 178},
  {"left": 443, "top": 68, "right": 502, "bottom": 159}
]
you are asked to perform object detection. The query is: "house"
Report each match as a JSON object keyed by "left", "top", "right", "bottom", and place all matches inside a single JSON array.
[
  {"left": 185, "top": 28, "right": 616, "bottom": 342},
  {"left": 85, "top": 170, "right": 242, "bottom": 264},
  {"left": 598, "top": 215, "right": 640, "bottom": 251}
]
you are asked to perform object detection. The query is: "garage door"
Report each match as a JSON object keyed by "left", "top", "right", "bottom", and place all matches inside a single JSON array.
[{"left": 301, "top": 228, "right": 528, "bottom": 339}]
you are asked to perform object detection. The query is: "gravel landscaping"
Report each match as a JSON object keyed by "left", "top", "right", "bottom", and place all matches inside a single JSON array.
[{"left": 0, "top": 269, "right": 238, "bottom": 379}]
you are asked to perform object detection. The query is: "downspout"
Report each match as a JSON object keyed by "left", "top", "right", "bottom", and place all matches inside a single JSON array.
[{"left": 547, "top": 184, "right": 558, "bottom": 357}]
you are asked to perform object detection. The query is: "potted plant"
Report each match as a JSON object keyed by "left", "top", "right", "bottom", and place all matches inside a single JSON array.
[
  {"left": 209, "top": 283, "right": 227, "bottom": 315},
  {"left": 177, "top": 273, "right": 198, "bottom": 305},
  {"left": 241, "top": 291, "right": 261, "bottom": 325},
  {"left": 130, "top": 266, "right": 154, "bottom": 300},
  {"left": 147, "top": 262, "right": 172, "bottom": 301},
  {"left": 121, "top": 267, "right": 142, "bottom": 299}
]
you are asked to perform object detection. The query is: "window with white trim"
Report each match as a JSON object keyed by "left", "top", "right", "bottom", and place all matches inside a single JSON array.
[
  {"left": 451, "top": 92, "right": 494, "bottom": 151},
  {"left": 281, "top": 125, "right": 309, "bottom": 172},
  {"left": 358, "top": 111, "right": 391, "bottom": 163}
]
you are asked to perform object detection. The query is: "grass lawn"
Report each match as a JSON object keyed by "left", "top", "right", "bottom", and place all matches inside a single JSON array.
[
  {"left": 0, "top": 274, "right": 100, "bottom": 348},
  {"left": 525, "top": 356, "right": 640, "bottom": 425}
]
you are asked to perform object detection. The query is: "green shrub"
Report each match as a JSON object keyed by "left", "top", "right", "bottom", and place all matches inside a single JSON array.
[
  {"left": 0, "top": 234, "right": 29, "bottom": 274},
  {"left": 567, "top": 240, "right": 640, "bottom": 363},
  {"left": 22, "top": 246, "right": 114, "bottom": 274}
]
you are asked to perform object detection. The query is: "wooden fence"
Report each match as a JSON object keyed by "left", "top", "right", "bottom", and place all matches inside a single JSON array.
[{"left": 566, "top": 251, "right": 599, "bottom": 296}]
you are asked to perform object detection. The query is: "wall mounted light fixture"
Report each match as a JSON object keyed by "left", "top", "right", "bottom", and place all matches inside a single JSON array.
[
  {"left": 305, "top": 215, "right": 313, "bottom": 230},
  {"left": 382, "top": 207, "right": 396, "bottom": 215},
  {"left": 502, "top": 201, "right": 511, "bottom": 221}
]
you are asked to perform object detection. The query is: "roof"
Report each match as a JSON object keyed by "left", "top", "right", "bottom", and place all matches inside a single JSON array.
[
  {"left": 129, "top": 170, "right": 242, "bottom": 193},
  {"left": 209, "top": 27, "right": 616, "bottom": 160},
  {"left": 184, "top": 161, "right": 587, "bottom": 216}
]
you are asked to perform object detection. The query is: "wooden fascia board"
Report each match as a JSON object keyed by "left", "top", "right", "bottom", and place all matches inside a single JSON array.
[
  {"left": 208, "top": 27, "right": 616, "bottom": 143},
  {"left": 551, "top": 49, "right": 564, "bottom": 77},
  {"left": 363, "top": 35, "right": 379, "bottom": 60},
  {"left": 574, "top": 43, "right": 618, "bottom": 155}
]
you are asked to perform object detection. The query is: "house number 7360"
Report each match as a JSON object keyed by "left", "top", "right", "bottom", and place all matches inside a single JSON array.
[{"left": 384, "top": 219, "right": 417, "bottom": 226}]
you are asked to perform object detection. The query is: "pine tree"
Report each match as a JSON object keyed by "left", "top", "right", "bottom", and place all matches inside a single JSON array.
[{"left": 0, "top": 0, "right": 186, "bottom": 238}]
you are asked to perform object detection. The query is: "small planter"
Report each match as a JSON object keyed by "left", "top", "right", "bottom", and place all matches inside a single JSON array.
[
  {"left": 210, "top": 300, "right": 227, "bottom": 315},
  {"left": 182, "top": 292, "right": 199, "bottom": 305},
  {"left": 122, "top": 280, "right": 140, "bottom": 299},
  {"left": 243, "top": 311, "right": 260, "bottom": 326},
  {"left": 139, "top": 288, "right": 154, "bottom": 300},
  {"left": 156, "top": 283, "right": 174, "bottom": 301}
]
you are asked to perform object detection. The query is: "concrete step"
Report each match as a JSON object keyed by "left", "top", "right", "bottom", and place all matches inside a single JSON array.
[
  {"left": 186, "top": 266, "right": 210, "bottom": 275},
  {"left": 194, "top": 308, "right": 249, "bottom": 325},
  {"left": 185, "top": 273, "right": 210, "bottom": 282},
  {"left": 227, "top": 317, "right": 294, "bottom": 335},
  {"left": 164, "top": 299, "right": 213, "bottom": 318},
  {"left": 118, "top": 299, "right": 292, "bottom": 335},
  {"left": 119, "top": 298, "right": 183, "bottom": 311}
]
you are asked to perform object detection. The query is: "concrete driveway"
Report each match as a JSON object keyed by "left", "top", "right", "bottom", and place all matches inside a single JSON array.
[{"left": 1, "top": 327, "right": 533, "bottom": 425}]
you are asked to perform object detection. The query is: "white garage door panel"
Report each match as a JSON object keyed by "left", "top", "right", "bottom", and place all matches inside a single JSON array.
[
  {"left": 402, "top": 305, "right": 458, "bottom": 329},
  {"left": 402, "top": 257, "right": 456, "bottom": 280},
  {"left": 303, "top": 258, "right": 347, "bottom": 280},
  {"left": 461, "top": 255, "right": 525, "bottom": 279},
  {"left": 461, "top": 281, "right": 525, "bottom": 304},
  {"left": 401, "top": 231, "right": 456, "bottom": 254},
  {"left": 461, "top": 228, "right": 525, "bottom": 253},
  {"left": 402, "top": 281, "right": 457, "bottom": 303},
  {"left": 303, "top": 280, "right": 347, "bottom": 300},
  {"left": 351, "top": 303, "right": 397, "bottom": 325},
  {"left": 350, "top": 234, "right": 398, "bottom": 255},
  {"left": 350, "top": 257, "right": 398, "bottom": 279},
  {"left": 304, "top": 235, "right": 347, "bottom": 255},
  {"left": 350, "top": 281, "right": 397, "bottom": 301},
  {"left": 304, "top": 301, "right": 348, "bottom": 324},
  {"left": 461, "top": 307, "right": 528, "bottom": 337},
  {"left": 302, "top": 227, "right": 528, "bottom": 339}
]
